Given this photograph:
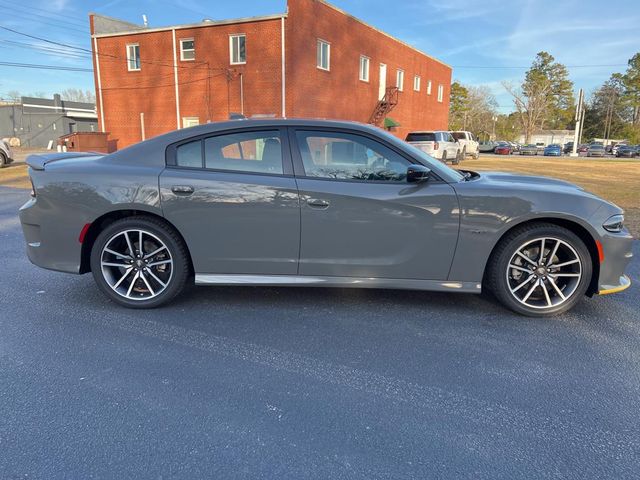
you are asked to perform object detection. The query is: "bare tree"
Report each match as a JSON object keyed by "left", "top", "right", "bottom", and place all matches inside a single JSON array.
[
  {"left": 503, "top": 79, "right": 552, "bottom": 143},
  {"left": 60, "top": 88, "right": 96, "bottom": 103}
]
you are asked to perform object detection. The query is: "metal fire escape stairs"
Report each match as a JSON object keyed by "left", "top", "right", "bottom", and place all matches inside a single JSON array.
[{"left": 368, "top": 87, "right": 400, "bottom": 127}]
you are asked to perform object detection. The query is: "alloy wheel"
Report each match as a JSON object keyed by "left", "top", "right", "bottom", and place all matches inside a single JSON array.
[
  {"left": 505, "top": 237, "right": 582, "bottom": 310},
  {"left": 100, "top": 229, "right": 173, "bottom": 301}
]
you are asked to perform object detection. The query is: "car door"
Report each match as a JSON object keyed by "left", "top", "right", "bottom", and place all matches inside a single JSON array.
[
  {"left": 290, "top": 128, "right": 459, "bottom": 280},
  {"left": 160, "top": 127, "right": 300, "bottom": 275}
]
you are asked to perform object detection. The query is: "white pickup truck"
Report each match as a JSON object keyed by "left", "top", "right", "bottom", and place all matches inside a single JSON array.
[{"left": 450, "top": 131, "right": 480, "bottom": 159}]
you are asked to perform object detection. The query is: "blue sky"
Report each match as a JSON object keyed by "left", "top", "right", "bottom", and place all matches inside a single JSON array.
[{"left": 1, "top": 0, "right": 638, "bottom": 112}]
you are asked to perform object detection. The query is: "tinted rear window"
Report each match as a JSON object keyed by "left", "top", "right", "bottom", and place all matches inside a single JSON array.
[{"left": 406, "top": 133, "right": 436, "bottom": 142}]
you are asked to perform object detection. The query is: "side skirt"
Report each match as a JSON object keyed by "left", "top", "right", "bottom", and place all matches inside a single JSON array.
[{"left": 194, "top": 274, "right": 482, "bottom": 294}]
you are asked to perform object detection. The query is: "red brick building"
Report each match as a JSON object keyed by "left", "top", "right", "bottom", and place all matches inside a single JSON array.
[{"left": 90, "top": 0, "right": 452, "bottom": 148}]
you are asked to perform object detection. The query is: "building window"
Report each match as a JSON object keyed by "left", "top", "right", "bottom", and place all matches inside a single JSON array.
[
  {"left": 414, "top": 75, "right": 421, "bottom": 92},
  {"left": 230, "top": 34, "right": 246, "bottom": 64},
  {"left": 182, "top": 117, "right": 200, "bottom": 128},
  {"left": 396, "top": 69, "right": 404, "bottom": 91},
  {"left": 437, "top": 84, "right": 444, "bottom": 102},
  {"left": 180, "top": 38, "right": 195, "bottom": 61},
  {"left": 317, "top": 39, "right": 330, "bottom": 71},
  {"left": 126, "top": 44, "right": 140, "bottom": 71},
  {"left": 427, "top": 80, "right": 432, "bottom": 95},
  {"left": 359, "top": 55, "right": 370, "bottom": 82}
]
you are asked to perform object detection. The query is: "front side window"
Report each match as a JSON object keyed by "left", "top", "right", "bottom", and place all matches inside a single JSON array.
[
  {"left": 180, "top": 38, "right": 195, "bottom": 61},
  {"left": 437, "top": 84, "right": 444, "bottom": 102},
  {"left": 317, "top": 40, "right": 330, "bottom": 71},
  {"left": 230, "top": 34, "right": 246, "bottom": 64},
  {"left": 359, "top": 55, "right": 369, "bottom": 82},
  {"left": 295, "top": 130, "right": 410, "bottom": 182},
  {"left": 414, "top": 75, "right": 421, "bottom": 92},
  {"left": 126, "top": 44, "right": 140, "bottom": 71},
  {"left": 205, "top": 130, "right": 283, "bottom": 174}
]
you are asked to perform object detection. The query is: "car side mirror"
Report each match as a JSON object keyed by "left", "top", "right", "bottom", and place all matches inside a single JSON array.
[{"left": 407, "top": 165, "right": 431, "bottom": 183}]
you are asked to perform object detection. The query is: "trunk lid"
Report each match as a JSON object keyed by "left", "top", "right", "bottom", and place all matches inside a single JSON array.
[{"left": 26, "top": 152, "right": 104, "bottom": 171}]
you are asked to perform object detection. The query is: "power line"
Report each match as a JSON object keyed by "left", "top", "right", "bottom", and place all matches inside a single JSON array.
[
  {"left": 0, "top": 39, "right": 92, "bottom": 60},
  {"left": 0, "top": 61, "right": 93, "bottom": 72},
  {"left": 0, "top": 5, "right": 89, "bottom": 35},
  {"left": 0, "top": 0, "right": 90, "bottom": 29}
]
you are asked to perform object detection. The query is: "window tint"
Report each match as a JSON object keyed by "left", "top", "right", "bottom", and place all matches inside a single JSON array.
[
  {"left": 406, "top": 132, "right": 436, "bottom": 142},
  {"left": 296, "top": 131, "right": 410, "bottom": 182},
  {"left": 176, "top": 140, "right": 202, "bottom": 168},
  {"left": 204, "top": 130, "right": 283, "bottom": 174}
]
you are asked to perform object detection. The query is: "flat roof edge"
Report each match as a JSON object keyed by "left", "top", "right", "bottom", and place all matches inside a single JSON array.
[
  {"left": 314, "top": 0, "right": 451, "bottom": 70},
  {"left": 92, "top": 13, "right": 287, "bottom": 39}
]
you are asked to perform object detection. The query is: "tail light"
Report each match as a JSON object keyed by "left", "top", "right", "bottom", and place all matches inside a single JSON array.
[{"left": 433, "top": 142, "right": 439, "bottom": 150}]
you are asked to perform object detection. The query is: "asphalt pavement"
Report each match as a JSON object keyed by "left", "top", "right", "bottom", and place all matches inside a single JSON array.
[{"left": 1, "top": 186, "right": 639, "bottom": 479}]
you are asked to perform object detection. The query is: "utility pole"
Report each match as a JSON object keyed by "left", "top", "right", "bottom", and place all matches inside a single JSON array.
[{"left": 570, "top": 88, "right": 584, "bottom": 157}]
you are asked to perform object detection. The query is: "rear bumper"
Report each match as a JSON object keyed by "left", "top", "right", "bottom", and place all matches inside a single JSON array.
[{"left": 19, "top": 197, "right": 83, "bottom": 274}]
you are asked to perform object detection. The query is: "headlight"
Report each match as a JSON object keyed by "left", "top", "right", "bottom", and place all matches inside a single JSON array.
[{"left": 603, "top": 214, "right": 625, "bottom": 233}]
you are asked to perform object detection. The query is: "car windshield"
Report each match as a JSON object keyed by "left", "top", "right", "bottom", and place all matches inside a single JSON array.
[{"left": 406, "top": 132, "right": 436, "bottom": 142}]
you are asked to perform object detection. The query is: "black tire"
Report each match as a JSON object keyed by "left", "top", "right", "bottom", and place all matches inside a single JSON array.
[
  {"left": 90, "top": 216, "right": 190, "bottom": 308},
  {"left": 473, "top": 150, "right": 479, "bottom": 159},
  {"left": 0, "top": 152, "right": 6, "bottom": 168},
  {"left": 485, "top": 223, "right": 592, "bottom": 317},
  {"left": 453, "top": 149, "right": 462, "bottom": 165}
]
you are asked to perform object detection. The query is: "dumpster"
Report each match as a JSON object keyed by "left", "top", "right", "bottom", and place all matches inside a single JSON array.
[{"left": 57, "top": 132, "right": 117, "bottom": 153}]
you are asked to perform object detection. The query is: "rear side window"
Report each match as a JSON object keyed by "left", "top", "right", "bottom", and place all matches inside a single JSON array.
[
  {"left": 406, "top": 132, "right": 436, "bottom": 142},
  {"left": 176, "top": 140, "right": 203, "bottom": 168},
  {"left": 295, "top": 130, "right": 409, "bottom": 182},
  {"left": 204, "top": 130, "right": 283, "bottom": 174}
]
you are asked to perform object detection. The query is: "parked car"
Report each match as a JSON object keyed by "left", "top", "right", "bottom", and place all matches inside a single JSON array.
[
  {"left": 587, "top": 144, "right": 606, "bottom": 157},
  {"left": 543, "top": 144, "right": 563, "bottom": 157},
  {"left": 478, "top": 141, "right": 497, "bottom": 153},
  {"left": 612, "top": 143, "right": 626, "bottom": 156},
  {"left": 494, "top": 142, "right": 512, "bottom": 155},
  {"left": 0, "top": 139, "right": 14, "bottom": 168},
  {"left": 535, "top": 142, "right": 546, "bottom": 153},
  {"left": 508, "top": 142, "right": 520, "bottom": 154},
  {"left": 578, "top": 144, "right": 589, "bottom": 155},
  {"left": 406, "top": 131, "right": 462, "bottom": 164},
  {"left": 19, "top": 118, "right": 632, "bottom": 317},
  {"left": 450, "top": 131, "right": 480, "bottom": 159},
  {"left": 616, "top": 144, "right": 637, "bottom": 158},
  {"left": 563, "top": 142, "right": 574, "bottom": 154},
  {"left": 520, "top": 144, "right": 538, "bottom": 155}
]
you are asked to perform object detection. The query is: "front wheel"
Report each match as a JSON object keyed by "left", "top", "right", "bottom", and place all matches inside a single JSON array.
[
  {"left": 90, "top": 216, "right": 190, "bottom": 308},
  {"left": 485, "top": 223, "right": 592, "bottom": 317}
]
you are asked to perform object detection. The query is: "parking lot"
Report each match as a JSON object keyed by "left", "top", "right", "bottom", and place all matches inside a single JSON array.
[{"left": 1, "top": 183, "right": 639, "bottom": 478}]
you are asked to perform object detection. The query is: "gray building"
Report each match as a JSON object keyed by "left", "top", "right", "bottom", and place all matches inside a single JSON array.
[{"left": 0, "top": 94, "right": 98, "bottom": 148}]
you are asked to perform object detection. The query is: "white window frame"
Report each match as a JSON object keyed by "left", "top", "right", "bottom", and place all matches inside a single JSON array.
[
  {"left": 317, "top": 39, "right": 330, "bottom": 71},
  {"left": 180, "top": 38, "right": 195, "bottom": 61},
  {"left": 396, "top": 69, "right": 404, "bottom": 91},
  {"left": 359, "top": 55, "right": 370, "bottom": 82},
  {"left": 182, "top": 117, "right": 200, "bottom": 128},
  {"left": 427, "top": 80, "right": 432, "bottom": 95},
  {"left": 437, "top": 84, "right": 444, "bottom": 103},
  {"left": 229, "top": 34, "right": 246, "bottom": 65},
  {"left": 126, "top": 43, "right": 140, "bottom": 71},
  {"left": 413, "top": 75, "right": 421, "bottom": 92}
]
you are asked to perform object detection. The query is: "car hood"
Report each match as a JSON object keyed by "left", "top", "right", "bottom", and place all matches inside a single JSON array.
[{"left": 474, "top": 171, "right": 584, "bottom": 191}]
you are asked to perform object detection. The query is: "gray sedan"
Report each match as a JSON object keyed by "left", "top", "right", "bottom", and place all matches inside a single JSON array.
[{"left": 19, "top": 119, "right": 633, "bottom": 317}]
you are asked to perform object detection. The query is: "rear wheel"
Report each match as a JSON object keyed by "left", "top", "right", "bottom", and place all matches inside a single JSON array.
[
  {"left": 486, "top": 223, "right": 592, "bottom": 317},
  {"left": 0, "top": 152, "right": 6, "bottom": 168},
  {"left": 90, "top": 216, "right": 190, "bottom": 308}
]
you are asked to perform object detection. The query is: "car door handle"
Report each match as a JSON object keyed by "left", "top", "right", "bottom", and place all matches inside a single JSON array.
[
  {"left": 171, "top": 185, "right": 194, "bottom": 195},
  {"left": 307, "top": 198, "right": 330, "bottom": 209}
]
